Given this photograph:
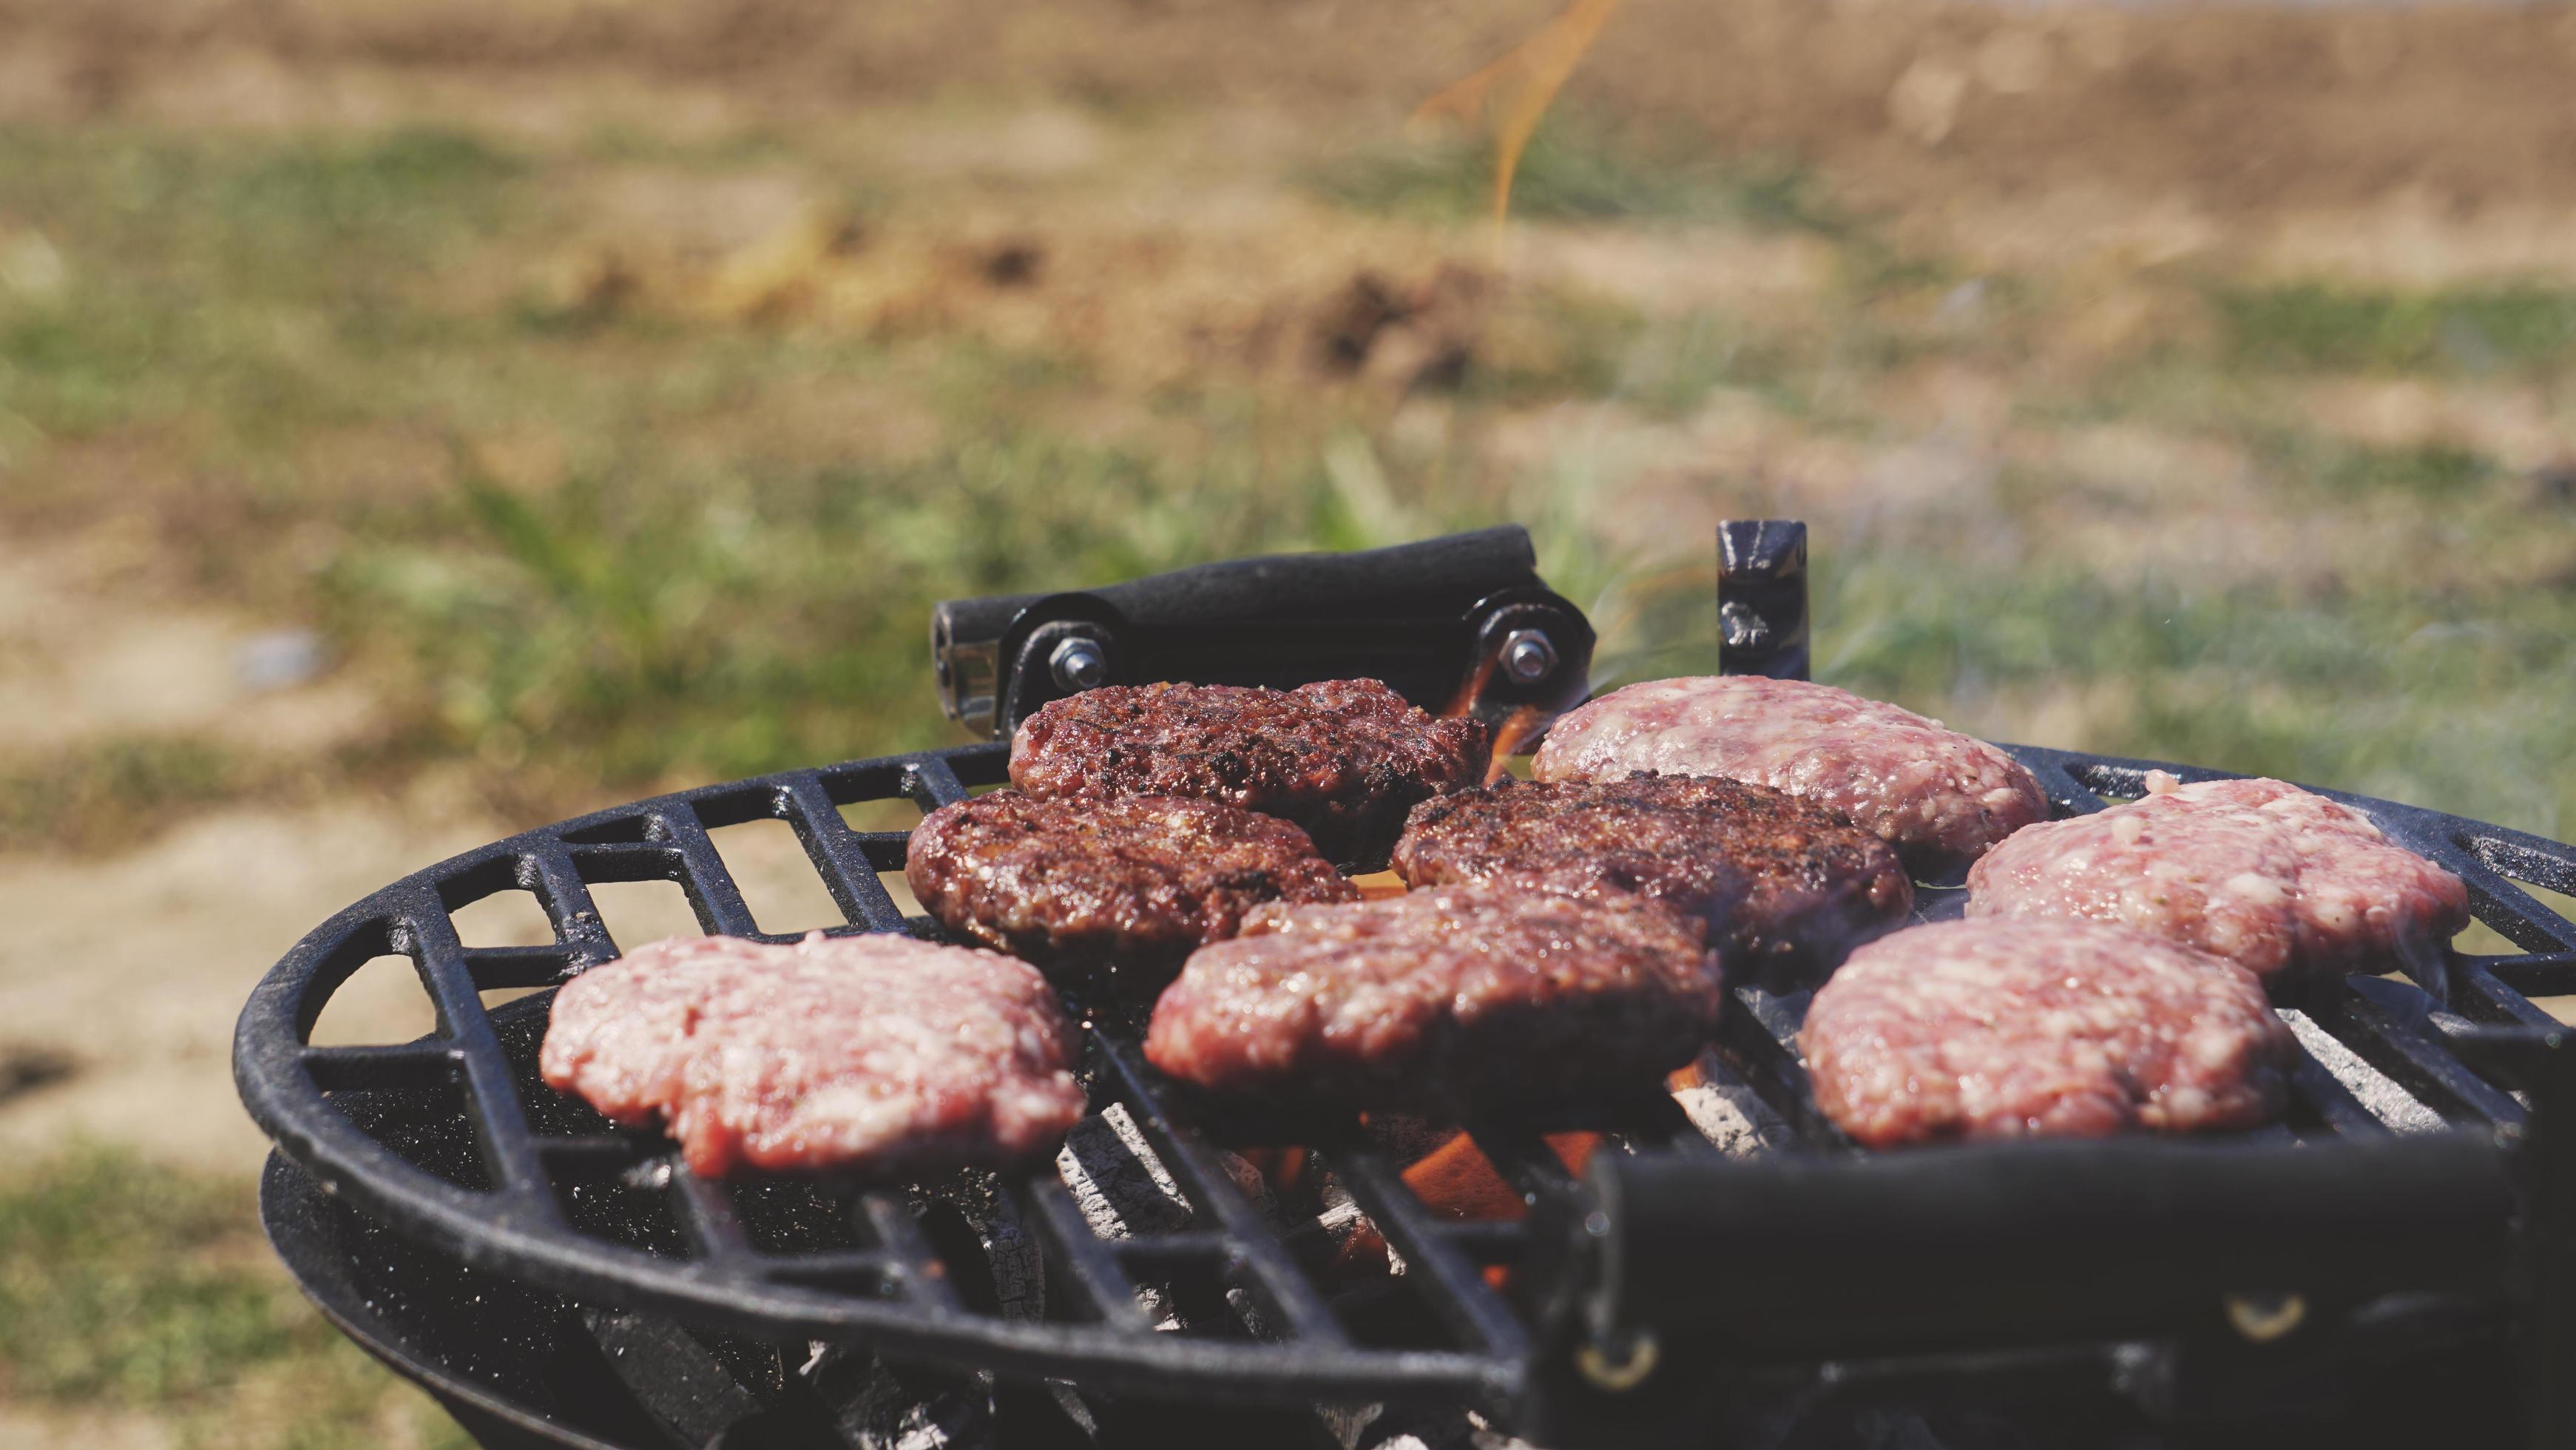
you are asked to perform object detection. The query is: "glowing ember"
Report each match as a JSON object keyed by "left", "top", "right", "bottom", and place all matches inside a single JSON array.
[{"left": 1414, "top": 0, "right": 1629, "bottom": 229}]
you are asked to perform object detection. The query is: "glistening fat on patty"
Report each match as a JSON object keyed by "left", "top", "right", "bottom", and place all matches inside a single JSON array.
[
  {"left": 1390, "top": 772, "right": 1912, "bottom": 981},
  {"left": 1532, "top": 675, "right": 2048, "bottom": 877},
  {"left": 1009, "top": 678, "right": 1490, "bottom": 870},
  {"left": 538, "top": 932, "right": 1086, "bottom": 1179},
  {"left": 1799, "top": 917, "right": 2295, "bottom": 1148},
  {"left": 1143, "top": 883, "right": 1724, "bottom": 1111},
  {"left": 905, "top": 790, "right": 1358, "bottom": 987},
  {"left": 1966, "top": 772, "right": 2471, "bottom": 988}
]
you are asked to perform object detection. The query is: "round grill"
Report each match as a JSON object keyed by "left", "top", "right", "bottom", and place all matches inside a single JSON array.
[{"left": 232, "top": 732, "right": 2576, "bottom": 1432}]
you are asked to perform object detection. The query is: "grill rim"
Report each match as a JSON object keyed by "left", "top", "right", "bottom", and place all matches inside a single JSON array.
[{"left": 232, "top": 735, "right": 2576, "bottom": 1424}]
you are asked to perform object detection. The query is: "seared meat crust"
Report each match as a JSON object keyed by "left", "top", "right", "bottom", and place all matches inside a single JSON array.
[
  {"left": 906, "top": 790, "right": 1357, "bottom": 988},
  {"left": 1010, "top": 679, "right": 1490, "bottom": 869},
  {"left": 1143, "top": 883, "right": 1723, "bottom": 1110},
  {"left": 1391, "top": 772, "right": 1912, "bottom": 980}
]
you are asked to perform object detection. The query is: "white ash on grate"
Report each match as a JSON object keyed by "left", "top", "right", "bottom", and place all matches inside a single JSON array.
[
  {"left": 1670, "top": 1077, "right": 1771, "bottom": 1159},
  {"left": 2279, "top": 1008, "right": 2446, "bottom": 1135},
  {"left": 1318, "top": 1401, "right": 1545, "bottom": 1450},
  {"left": 1056, "top": 1104, "right": 1194, "bottom": 1238}
]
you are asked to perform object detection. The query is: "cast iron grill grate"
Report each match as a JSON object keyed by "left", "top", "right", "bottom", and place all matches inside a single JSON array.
[{"left": 235, "top": 726, "right": 2576, "bottom": 1430}]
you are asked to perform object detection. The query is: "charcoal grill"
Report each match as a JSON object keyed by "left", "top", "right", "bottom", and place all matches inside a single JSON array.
[{"left": 234, "top": 522, "right": 2576, "bottom": 1449}]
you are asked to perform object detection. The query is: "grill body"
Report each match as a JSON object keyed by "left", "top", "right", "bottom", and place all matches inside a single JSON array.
[{"left": 237, "top": 737, "right": 2576, "bottom": 1446}]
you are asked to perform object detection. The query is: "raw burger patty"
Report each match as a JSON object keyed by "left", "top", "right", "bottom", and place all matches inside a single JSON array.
[
  {"left": 1010, "top": 679, "right": 1490, "bottom": 870},
  {"left": 539, "top": 932, "right": 1086, "bottom": 1178},
  {"left": 1532, "top": 675, "right": 2047, "bottom": 877},
  {"left": 1967, "top": 772, "right": 2471, "bottom": 987},
  {"left": 1390, "top": 773, "right": 1912, "bottom": 978},
  {"left": 1802, "top": 917, "right": 2295, "bottom": 1147},
  {"left": 1143, "top": 883, "right": 1723, "bottom": 1110},
  {"left": 905, "top": 790, "right": 1358, "bottom": 985}
]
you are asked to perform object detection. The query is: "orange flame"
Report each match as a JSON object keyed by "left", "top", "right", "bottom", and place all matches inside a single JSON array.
[{"left": 1413, "top": 0, "right": 1629, "bottom": 230}]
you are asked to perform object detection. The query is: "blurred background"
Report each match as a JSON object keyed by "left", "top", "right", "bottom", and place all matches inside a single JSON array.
[{"left": 2, "top": 0, "right": 2573, "bottom": 1443}]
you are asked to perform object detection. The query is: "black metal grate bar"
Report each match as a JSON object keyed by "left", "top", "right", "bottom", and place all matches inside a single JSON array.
[
  {"left": 656, "top": 809, "right": 763, "bottom": 938},
  {"left": 302, "top": 1042, "right": 461, "bottom": 1093},
  {"left": 905, "top": 755, "right": 973, "bottom": 811},
  {"left": 462, "top": 946, "right": 572, "bottom": 992},
  {"left": 402, "top": 897, "right": 558, "bottom": 1216},
  {"left": 2282, "top": 1043, "right": 2394, "bottom": 1138},
  {"left": 523, "top": 845, "right": 618, "bottom": 968},
  {"left": 857, "top": 1192, "right": 967, "bottom": 1312},
  {"left": 777, "top": 775, "right": 910, "bottom": 933},
  {"left": 2488, "top": 951, "right": 2576, "bottom": 998},
  {"left": 670, "top": 1170, "right": 756, "bottom": 1264},
  {"left": 2316, "top": 980, "right": 2528, "bottom": 1128},
  {"left": 1089, "top": 1033, "right": 1353, "bottom": 1346},
  {"left": 1464, "top": 1119, "right": 1578, "bottom": 1204},
  {"left": 1328, "top": 1145, "right": 1535, "bottom": 1366},
  {"left": 1017, "top": 1179, "right": 1155, "bottom": 1332}
]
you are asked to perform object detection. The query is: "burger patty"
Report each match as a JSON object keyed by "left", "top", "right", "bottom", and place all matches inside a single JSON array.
[
  {"left": 1010, "top": 679, "right": 1490, "bottom": 870},
  {"left": 539, "top": 932, "right": 1086, "bottom": 1178},
  {"left": 1531, "top": 675, "right": 2048, "bottom": 877},
  {"left": 905, "top": 790, "right": 1358, "bottom": 987},
  {"left": 1801, "top": 917, "right": 2294, "bottom": 1147},
  {"left": 1966, "top": 771, "right": 2471, "bottom": 987},
  {"left": 1143, "top": 883, "right": 1723, "bottom": 1110},
  {"left": 1390, "top": 773, "right": 1913, "bottom": 979}
]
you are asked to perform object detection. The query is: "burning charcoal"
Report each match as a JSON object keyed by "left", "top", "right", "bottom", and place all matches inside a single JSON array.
[
  {"left": 1056, "top": 1104, "right": 1194, "bottom": 1238},
  {"left": 910, "top": 1173, "right": 1047, "bottom": 1323},
  {"left": 1319, "top": 1400, "right": 1492, "bottom": 1450},
  {"left": 983, "top": 1195, "right": 1047, "bottom": 1322},
  {"left": 1056, "top": 1105, "right": 1283, "bottom": 1332},
  {"left": 1671, "top": 1077, "right": 1769, "bottom": 1158},
  {"left": 802, "top": 1343, "right": 994, "bottom": 1449}
]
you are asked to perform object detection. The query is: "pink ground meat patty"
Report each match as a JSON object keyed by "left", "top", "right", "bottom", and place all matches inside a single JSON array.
[
  {"left": 539, "top": 932, "right": 1086, "bottom": 1179},
  {"left": 1532, "top": 675, "right": 2047, "bottom": 877},
  {"left": 1966, "top": 772, "right": 2471, "bottom": 987},
  {"left": 1143, "top": 883, "right": 1724, "bottom": 1110},
  {"left": 1802, "top": 917, "right": 2295, "bottom": 1147}
]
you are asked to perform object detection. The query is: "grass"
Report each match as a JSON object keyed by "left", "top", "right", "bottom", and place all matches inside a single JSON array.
[
  {"left": 1307, "top": 118, "right": 1846, "bottom": 233},
  {"left": 2216, "top": 280, "right": 2576, "bottom": 376},
  {"left": 0, "top": 1148, "right": 468, "bottom": 1449},
  {"left": 0, "top": 739, "right": 254, "bottom": 855}
]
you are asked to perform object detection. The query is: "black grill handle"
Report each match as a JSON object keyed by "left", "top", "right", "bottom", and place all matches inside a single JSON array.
[
  {"left": 1532, "top": 1133, "right": 2517, "bottom": 1370},
  {"left": 931, "top": 525, "right": 1594, "bottom": 739}
]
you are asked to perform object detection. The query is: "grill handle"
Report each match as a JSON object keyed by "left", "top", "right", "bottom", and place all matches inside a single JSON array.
[
  {"left": 931, "top": 524, "right": 1593, "bottom": 738},
  {"left": 1534, "top": 1133, "right": 2517, "bottom": 1368}
]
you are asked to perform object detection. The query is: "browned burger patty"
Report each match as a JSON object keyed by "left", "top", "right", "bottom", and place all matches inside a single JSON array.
[
  {"left": 905, "top": 791, "right": 1359, "bottom": 988},
  {"left": 1390, "top": 773, "right": 1913, "bottom": 981},
  {"left": 539, "top": 931, "right": 1086, "bottom": 1179},
  {"left": 1143, "top": 883, "right": 1723, "bottom": 1110},
  {"left": 1800, "top": 918, "right": 2294, "bottom": 1148},
  {"left": 1009, "top": 679, "right": 1490, "bottom": 870}
]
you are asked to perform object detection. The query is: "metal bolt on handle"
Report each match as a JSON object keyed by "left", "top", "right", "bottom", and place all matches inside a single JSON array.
[
  {"left": 1049, "top": 637, "right": 1110, "bottom": 692},
  {"left": 1502, "top": 628, "right": 1559, "bottom": 686}
]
